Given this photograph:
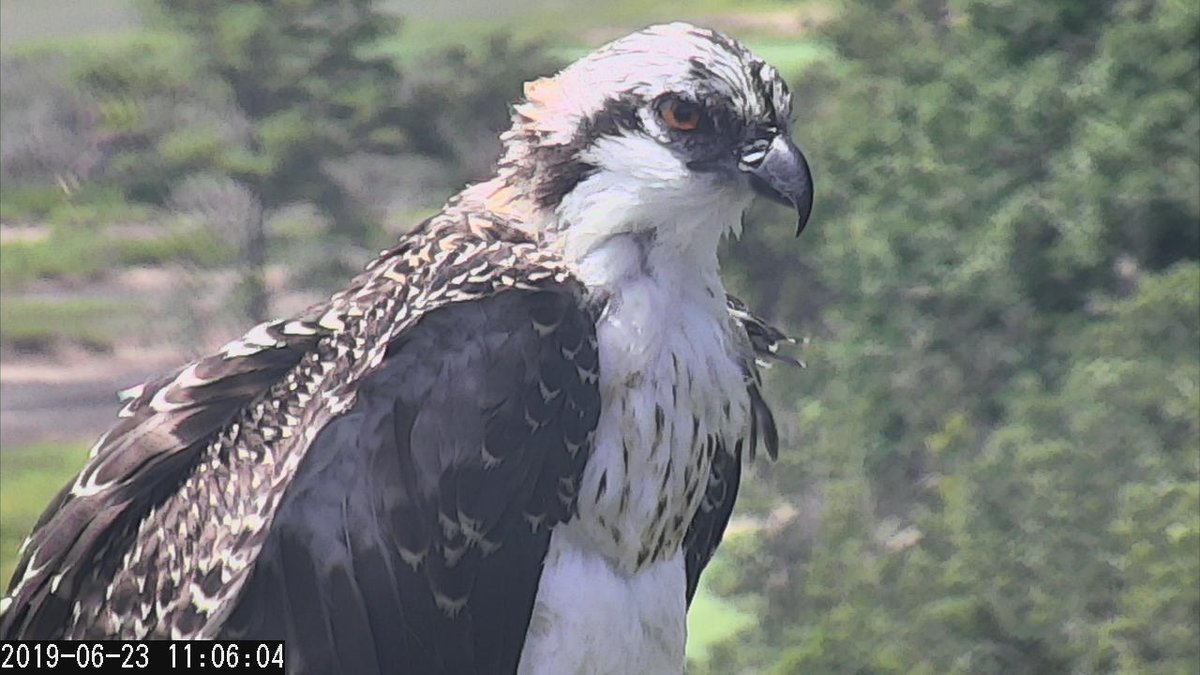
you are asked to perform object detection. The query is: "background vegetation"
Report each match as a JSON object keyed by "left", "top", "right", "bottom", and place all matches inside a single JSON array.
[{"left": 1, "top": 0, "right": 1196, "bottom": 672}]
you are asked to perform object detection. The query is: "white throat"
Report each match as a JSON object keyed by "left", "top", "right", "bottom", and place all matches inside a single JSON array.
[{"left": 549, "top": 131, "right": 752, "bottom": 305}]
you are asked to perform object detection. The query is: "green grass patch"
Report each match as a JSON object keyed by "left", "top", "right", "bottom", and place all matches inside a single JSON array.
[
  {"left": 0, "top": 224, "right": 231, "bottom": 289},
  {"left": 0, "top": 0, "right": 141, "bottom": 55},
  {"left": 111, "top": 230, "right": 230, "bottom": 268},
  {"left": 0, "top": 185, "right": 72, "bottom": 221},
  {"left": 0, "top": 228, "right": 112, "bottom": 287},
  {"left": 745, "top": 38, "right": 837, "bottom": 76},
  {"left": 528, "top": 0, "right": 826, "bottom": 36},
  {"left": 0, "top": 441, "right": 89, "bottom": 588},
  {"left": 687, "top": 575, "right": 757, "bottom": 664},
  {"left": 550, "top": 38, "right": 836, "bottom": 77},
  {"left": 372, "top": 0, "right": 838, "bottom": 65},
  {"left": 0, "top": 296, "right": 145, "bottom": 353},
  {"left": 0, "top": 184, "right": 153, "bottom": 224}
]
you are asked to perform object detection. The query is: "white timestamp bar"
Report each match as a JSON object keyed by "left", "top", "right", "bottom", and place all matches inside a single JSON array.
[{"left": 0, "top": 640, "right": 285, "bottom": 673}]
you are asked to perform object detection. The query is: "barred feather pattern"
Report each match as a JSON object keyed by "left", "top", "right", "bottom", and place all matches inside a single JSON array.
[{"left": 0, "top": 209, "right": 578, "bottom": 640}]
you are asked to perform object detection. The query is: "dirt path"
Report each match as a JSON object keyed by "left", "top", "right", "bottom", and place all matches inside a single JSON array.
[{"left": 0, "top": 349, "right": 184, "bottom": 448}]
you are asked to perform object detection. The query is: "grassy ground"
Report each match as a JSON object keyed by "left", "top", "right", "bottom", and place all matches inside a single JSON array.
[
  {"left": 0, "top": 226, "right": 227, "bottom": 288},
  {"left": 687, "top": 576, "right": 756, "bottom": 663},
  {"left": 0, "top": 441, "right": 89, "bottom": 587},
  {"left": 3, "top": 0, "right": 837, "bottom": 74},
  {"left": 0, "top": 296, "right": 146, "bottom": 353}
]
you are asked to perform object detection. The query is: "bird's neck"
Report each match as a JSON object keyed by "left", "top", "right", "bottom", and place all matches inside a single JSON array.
[
  {"left": 456, "top": 170, "right": 748, "bottom": 311},
  {"left": 455, "top": 174, "right": 548, "bottom": 232}
]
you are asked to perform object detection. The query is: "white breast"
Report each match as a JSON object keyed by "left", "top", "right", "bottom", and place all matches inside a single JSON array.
[
  {"left": 517, "top": 534, "right": 687, "bottom": 675},
  {"left": 572, "top": 267, "right": 748, "bottom": 570},
  {"left": 519, "top": 225, "right": 750, "bottom": 674}
]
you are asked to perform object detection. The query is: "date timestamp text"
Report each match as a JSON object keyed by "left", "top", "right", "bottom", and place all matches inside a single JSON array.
[{"left": 0, "top": 640, "right": 284, "bottom": 673}]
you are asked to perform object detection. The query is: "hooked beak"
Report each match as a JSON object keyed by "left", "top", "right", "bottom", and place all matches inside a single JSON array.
[{"left": 740, "top": 135, "right": 814, "bottom": 236}]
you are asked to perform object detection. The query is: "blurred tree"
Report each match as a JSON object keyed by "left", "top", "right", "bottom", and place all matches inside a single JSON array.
[
  {"left": 403, "top": 35, "right": 563, "bottom": 186},
  {"left": 713, "top": 0, "right": 1199, "bottom": 672},
  {"left": 942, "top": 263, "right": 1199, "bottom": 673},
  {"left": 80, "top": 0, "right": 415, "bottom": 320},
  {"left": 75, "top": 1, "right": 562, "bottom": 322}
]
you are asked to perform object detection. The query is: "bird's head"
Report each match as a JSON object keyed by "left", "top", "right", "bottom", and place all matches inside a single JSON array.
[{"left": 472, "top": 22, "right": 812, "bottom": 257}]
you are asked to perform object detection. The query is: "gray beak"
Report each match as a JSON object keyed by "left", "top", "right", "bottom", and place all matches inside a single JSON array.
[{"left": 740, "top": 135, "right": 814, "bottom": 236}]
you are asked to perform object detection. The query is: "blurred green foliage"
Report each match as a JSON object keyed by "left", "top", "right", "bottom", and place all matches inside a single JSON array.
[
  {"left": 687, "top": 575, "right": 757, "bottom": 663},
  {"left": 0, "top": 223, "right": 228, "bottom": 288},
  {"left": 83, "top": 1, "right": 413, "bottom": 208},
  {"left": 74, "top": 0, "right": 419, "bottom": 319},
  {"left": 0, "top": 297, "right": 144, "bottom": 353},
  {"left": 0, "top": 185, "right": 154, "bottom": 226},
  {"left": 712, "top": 0, "right": 1200, "bottom": 672},
  {"left": 0, "top": 0, "right": 1196, "bottom": 671},
  {"left": 0, "top": 443, "right": 90, "bottom": 590},
  {"left": 60, "top": 0, "right": 563, "bottom": 319}
]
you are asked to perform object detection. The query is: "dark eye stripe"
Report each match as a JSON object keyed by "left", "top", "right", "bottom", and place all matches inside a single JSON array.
[{"left": 509, "top": 95, "right": 643, "bottom": 209}]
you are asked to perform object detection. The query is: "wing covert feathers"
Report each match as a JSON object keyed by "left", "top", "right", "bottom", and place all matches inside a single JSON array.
[
  {"left": 219, "top": 289, "right": 600, "bottom": 673},
  {"left": 0, "top": 211, "right": 584, "bottom": 643}
]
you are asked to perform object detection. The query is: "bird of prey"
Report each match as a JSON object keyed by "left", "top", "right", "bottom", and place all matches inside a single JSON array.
[{"left": 0, "top": 22, "right": 811, "bottom": 674}]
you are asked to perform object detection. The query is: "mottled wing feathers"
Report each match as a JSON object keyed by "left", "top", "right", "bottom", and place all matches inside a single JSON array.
[
  {"left": 682, "top": 296, "right": 798, "bottom": 604},
  {"left": 726, "top": 294, "right": 802, "bottom": 371},
  {"left": 0, "top": 212, "right": 585, "bottom": 646},
  {"left": 219, "top": 288, "right": 601, "bottom": 675},
  {"left": 0, "top": 318, "right": 327, "bottom": 639},
  {"left": 727, "top": 293, "right": 798, "bottom": 462}
]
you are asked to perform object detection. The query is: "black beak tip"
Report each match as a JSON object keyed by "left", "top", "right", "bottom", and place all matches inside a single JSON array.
[
  {"left": 792, "top": 151, "right": 814, "bottom": 237},
  {"left": 744, "top": 135, "right": 814, "bottom": 238},
  {"left": 795, "top": 182, "right": 813, "bottom": 237}
]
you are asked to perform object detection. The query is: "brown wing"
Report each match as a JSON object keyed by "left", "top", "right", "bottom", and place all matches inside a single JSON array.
[
  {"left": 218, "top": 287, "right": 600, "bottom": 674},
  {"left": 0, "top": 316, "right": 329, "bottom": 638}
]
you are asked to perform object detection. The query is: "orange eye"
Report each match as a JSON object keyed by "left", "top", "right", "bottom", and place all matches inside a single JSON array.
[{"left": 660, "top": 98, "right": 702, "bottom": 131}]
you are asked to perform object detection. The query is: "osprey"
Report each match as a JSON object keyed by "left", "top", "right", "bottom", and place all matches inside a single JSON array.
[{"left": 1, "top": 22, "right": 811, "bottom": 674}]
